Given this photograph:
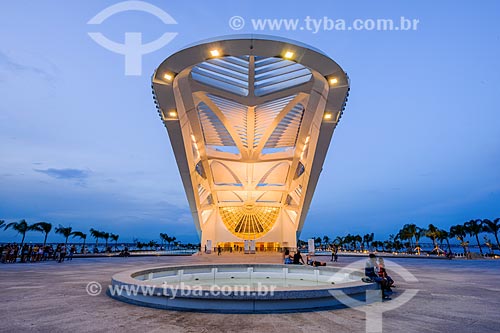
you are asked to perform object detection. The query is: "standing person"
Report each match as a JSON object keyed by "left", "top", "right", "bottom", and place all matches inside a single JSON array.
[
  {"left": 11, "top": 244, "right": 16, "bottom": 262},
  {"left": 217, "top": 245, "right": 221, "bottom": 256},
  {"left": 43, "top": 245, "right": 49, "bottom": 261},
  {"left": 37, "top": 245, "right": 43, "bottom": 262},
  {"left": 331, "top": 246, "right": 335, "bottom": 261},
  {"left": 21, "top": 244, "right": 29, "bottom": 263},
  {"left": 55, "top": 244, "right": 61, "bottom": 262},
  {"left": 68, "top": 245, "right": 76, "bottom": 261},
  {"left": 334, "top": 245, "right": 338, "bottom": 262},
  {"left": 58, "top": 244, "right": 66, "bottom": 263},
  {"left": 0, "top": 244, "right": 6, "bottom": 263}
]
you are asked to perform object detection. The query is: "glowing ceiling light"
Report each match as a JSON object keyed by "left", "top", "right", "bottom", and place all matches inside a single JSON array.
[
  {"left": 168, "top": 110, "right": 177, "bottom": 117},
  {"left": 163, "top": 73, "right": 173, "bottom": 81},
  {"left": 329, "top": 78, "right": 338, "bottom": 85},
  {"left": 324, "top": 113, "right": 333, "bottom": 120},
  {"left": 284, "top": 51, "right": 294, "bottom": 59},
  {"left": 210, "top": 49, "right": 220, "bottom": 57}
]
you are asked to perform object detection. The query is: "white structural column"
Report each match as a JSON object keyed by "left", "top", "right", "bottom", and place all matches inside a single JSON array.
[{"left": 152, "top": 36, "right": 349, "bottom": 249}]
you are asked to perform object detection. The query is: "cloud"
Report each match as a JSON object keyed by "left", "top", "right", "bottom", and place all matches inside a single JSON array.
[
  {"left": 0, "top": 50, "right": 56, "bottom": 81},
  {"left": 34, "top": 168, "right": 91, "bottom": 182}
]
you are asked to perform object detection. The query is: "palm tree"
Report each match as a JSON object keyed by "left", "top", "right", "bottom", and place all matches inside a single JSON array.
[
  {"left": 353, "top": 234, "right": 362, "bottom": 250},
  {"left": 397, "top": 227, "right": 412, "bottom": 252},
  {"left": 90, "top": 228, "right": 102, "bottom": 249},
  {"left": 362, "top": 233, "right": 374, "bottom": 250},
  {"left": 333, "top": 236, "right": 344, "bottom": 249},
  {"left": 148, "top": 240, "right": 158, "bottom": 250},
  {"left": 160, "top": 234, "right": 176, "bottom": 249},
  {"left": 4, "top": 219, "right": 32, "bottom": 248},
  {"left": 55, "top": 225, "right": 73, "bottom": 245},
  {"left": 482, "top": 218, "right": 500, "bottom": 250},
  {"left": 437, "top": 229, "right": 451, "bottom": 253},
  {"left": 450, "top": 224, "right": 468, "bottom": 256},
  {"left": 343, "top": 234, "right": 351, "bottom": 250},
  {"left": 110, "top": 234, "right": 119, "bottom": 250},
  {"left": 404, "top": 223, "right": 417, "bottom": 250},
  {"left": 465, "top": 219, "right": 485, "bottom": 255},
  {"left": 159, "top": 233, "right": 168, "bottom": 248},
  {"left": 31, "top": 222, "right": 52, "bottom": 246},
  {"left": 322, "top": 235, "right": 330, "bottom": 248},
  {"left": 425, "top": 224, "right": 440, "bottom": 252},
  {"left": 371, "top": 240, "right": 383, "bottom": 252},
  {"left": 414, "top": 226, "right": 425, "bottom": 254},
  {"left": 71, "top": 231, "right": 87, "bottom": 252},
  {"left": 383, "top": 239, "right": 393, "bottom": 252},
  {"left": 102, "top": 232, "right": 110, "bottom": 250},
  {"left": 314, "top": 236, "right": 322, "bottom": 249}
]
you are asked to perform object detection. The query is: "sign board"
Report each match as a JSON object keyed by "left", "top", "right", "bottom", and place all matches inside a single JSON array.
[{"left": 308, "top": 239, "right": 315, "bottom": 255}]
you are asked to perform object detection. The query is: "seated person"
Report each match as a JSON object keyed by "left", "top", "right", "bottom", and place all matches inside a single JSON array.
[
  {"left": 365, "top": 253, "right": 390, "bottom": 299},
  {"left": 378, "top": 257, "right": 394, "bottom": 290},
  {"left": 306, "top": 255, "right": 327, "bottom": 267},
  {"left": 283, "top": 249, "right": 293, "bottom": 264},
  {"left": 293, "top": 250, "right": 305, "bottom": 265}
]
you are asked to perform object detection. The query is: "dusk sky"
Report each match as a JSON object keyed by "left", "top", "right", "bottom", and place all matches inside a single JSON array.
[{"left": 1, "top": 0, "right": 499, "bottom": 244}]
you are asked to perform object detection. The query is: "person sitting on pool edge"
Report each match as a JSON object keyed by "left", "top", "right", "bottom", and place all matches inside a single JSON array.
[
  {"left": 365, "top": 253, "right": 391, "bottom": 300},
  {"left": 293, "top": 250, "right": 305, "bottom": 265},
  {"left": 378, "top": 257, "right": 394, "bottom": 291},
  {"left": 306, "top": 255, "right": 327, "bottom": 267},
  {"left": 283, "top": 249, "right": 293, "bottom": 264}
]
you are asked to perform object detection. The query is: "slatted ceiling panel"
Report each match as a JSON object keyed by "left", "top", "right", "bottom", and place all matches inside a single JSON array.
[
  {"left": 253, "top": 95, "right": 296, "bottom": 148},
  {"left": 254, "top": 58, "right": 312, "bottom": 96},
  {"left": 192, "top": 56, "right": 310, "bottom": 97},
  {"left": 197, "top": 102, "right": 236, "bottom": 147},
  {"left": 264, "top": 103, "right": 304, "bottom": 148},
  {"left": 191, "top": 56, "right": 249, "bottom": 96},
  {"left": 294, "top": 185, "right": 303, "bottom": 198},
  {"left": 198, "top": 184, "right": 207, "bottom": 198},
  {"left": 255, "top": 65, "right": 311, "bottom": 87},
  {"left": 207, "top": 94, "right": 248, "bottom": 148},
  {"left": 254, "top": 57, "right": 291, "bottom": 73}
]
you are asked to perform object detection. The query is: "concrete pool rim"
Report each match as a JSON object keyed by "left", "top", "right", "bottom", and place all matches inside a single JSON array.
[{"left": 109, "top": 263, "right": 379, "bottom": 313}]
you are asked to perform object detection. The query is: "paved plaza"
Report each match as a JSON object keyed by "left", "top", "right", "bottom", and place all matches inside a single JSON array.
[{"left": 1, "top": 254, "right": 499, "bottom": 333}]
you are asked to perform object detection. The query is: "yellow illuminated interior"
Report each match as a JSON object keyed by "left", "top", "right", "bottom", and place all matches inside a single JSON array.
[{"left": 219, "top": 205, "right": 280, "bottom": 240}]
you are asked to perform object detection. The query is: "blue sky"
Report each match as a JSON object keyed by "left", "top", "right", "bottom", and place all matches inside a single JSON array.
[{"left": 1, "top": 0, "right": 499, "bottom": 244}]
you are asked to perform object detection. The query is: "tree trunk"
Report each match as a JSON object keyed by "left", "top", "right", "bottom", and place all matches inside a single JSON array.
[
  {"left": 43, "top": 233, "right": 48, "bottom": 247},
  {"left": 475, "top": 234, "right": 483, "bottom": 255}
]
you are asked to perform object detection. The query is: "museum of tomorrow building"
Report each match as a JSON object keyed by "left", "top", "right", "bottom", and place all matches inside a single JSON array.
[{"left": 152, "top": 35, "right": 349, "bottom": 251}]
